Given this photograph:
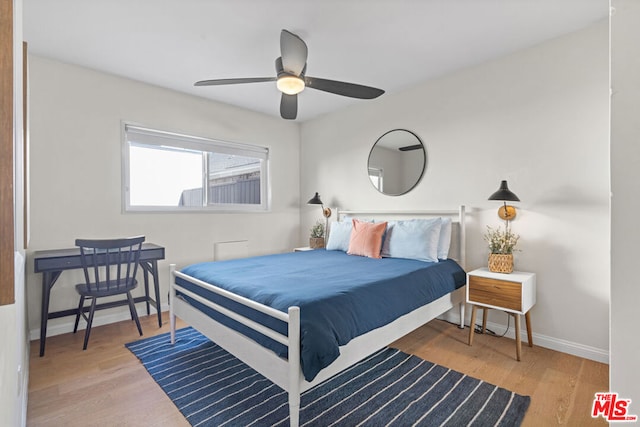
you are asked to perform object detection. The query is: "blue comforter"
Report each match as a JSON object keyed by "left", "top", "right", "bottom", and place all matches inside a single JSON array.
[{"left": 176, "top": 249, "right": 465, "bottom": 381}]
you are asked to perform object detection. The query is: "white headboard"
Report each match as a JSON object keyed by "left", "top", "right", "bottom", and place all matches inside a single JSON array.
[{"left": 335, "top": 206, "right": 466, "bottom": 269}]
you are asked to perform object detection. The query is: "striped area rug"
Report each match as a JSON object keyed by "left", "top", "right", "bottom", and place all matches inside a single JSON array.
[{"left": 126, "top": 327, "right": 530, "bottom": 426}]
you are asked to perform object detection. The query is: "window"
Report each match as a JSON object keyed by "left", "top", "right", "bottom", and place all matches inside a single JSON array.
[
  {"left": 122, "top": 124, "right": 269, "bottom": 212},
  {"left": 368, "top": 167, "right": 384, "bottom": 192}
]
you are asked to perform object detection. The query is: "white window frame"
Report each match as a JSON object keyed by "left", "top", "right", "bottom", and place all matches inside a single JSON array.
[
  {"left": 122, "top": 123, "right": 270, "bottom": 212},
  {"left": 368, "top": 167, "right": 384, "bottom": 192}
]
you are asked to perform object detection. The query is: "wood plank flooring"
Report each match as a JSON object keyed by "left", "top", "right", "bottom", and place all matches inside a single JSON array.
[
  {"left": 27, "top": 313, "right": 608, "bottom": 426},
  {"left": 392, "top": 320, "right": 608, "bottom": 426}
]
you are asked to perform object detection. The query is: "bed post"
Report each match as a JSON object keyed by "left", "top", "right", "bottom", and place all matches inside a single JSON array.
[
  {"left": 169, "top": 264, "right": 176, "bottom": 344},
  {"left": 458, "top": 205, "right": 466, "bottom": 270},
  {"left": 459, "top": 205, "right": 467, "bottom": 329},
  {"left": 288, "top": 306, "right": 301, "bottom": 427}
]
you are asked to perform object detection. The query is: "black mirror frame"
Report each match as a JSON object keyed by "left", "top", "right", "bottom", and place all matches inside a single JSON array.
[{"left": 367, "top": 129, "right": 427, "bottom": 196}]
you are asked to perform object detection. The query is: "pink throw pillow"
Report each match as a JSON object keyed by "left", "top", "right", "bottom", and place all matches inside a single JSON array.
[{"left": 347, "top": 219, "right": 387, "bottom": 259}]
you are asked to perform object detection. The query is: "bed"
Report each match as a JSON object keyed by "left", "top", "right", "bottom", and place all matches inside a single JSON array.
[{"left": 169, "top": 207, "right": 467, "bottom": 427}]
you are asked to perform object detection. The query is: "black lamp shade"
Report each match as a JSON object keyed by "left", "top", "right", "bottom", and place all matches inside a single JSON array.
[
  {"left": 307, "top": 192, "right": 323, "bottom": 205},
  {"left": 488, "top": 180, "right": 520, "bottom": 202}
]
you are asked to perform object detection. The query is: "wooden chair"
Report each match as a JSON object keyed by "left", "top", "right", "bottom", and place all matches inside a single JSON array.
[{"left": 73, "top": 236, "right": 145, "bottom": 350}]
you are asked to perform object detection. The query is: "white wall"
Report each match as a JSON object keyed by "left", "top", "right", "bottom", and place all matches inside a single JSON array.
[
  {"left": 26, "top": 56, "right": 301, "bottom": 337},
  {"left": 0, "top": 304, "right": 19, "bottom": 426},
  {"left": 301, "top": 21, "right": 610, "bottom": 361},
  {"left": 610, "top": 0, "right": 640, "bottom": 407}
]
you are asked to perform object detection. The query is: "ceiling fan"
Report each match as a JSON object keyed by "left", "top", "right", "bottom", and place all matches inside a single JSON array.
[{"left": 194, "top": 29, "right": 385, "bottom": 120}]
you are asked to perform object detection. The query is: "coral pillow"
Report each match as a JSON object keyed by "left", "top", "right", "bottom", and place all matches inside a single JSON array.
[{"left": 347, "top": 219, "right": 387, "bottom": 259}]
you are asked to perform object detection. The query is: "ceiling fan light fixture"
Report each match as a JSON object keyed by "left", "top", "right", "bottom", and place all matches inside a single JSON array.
[{"left": 277, "top": 75, "right": 305, "bottom": 95}]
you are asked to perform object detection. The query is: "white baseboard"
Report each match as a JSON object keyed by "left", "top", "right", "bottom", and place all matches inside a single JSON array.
[
  {"left": 481, "top": 319, "right": 609, "bottom": 364},
  {"left": 29, "top": 303, "right": 171, "bottom": 342},
  {"left": 440, "top": 308, "right": 609, "bottom": 364}
]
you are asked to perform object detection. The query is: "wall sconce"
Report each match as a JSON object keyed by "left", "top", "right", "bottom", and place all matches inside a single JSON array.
[
  {"left": 307, "top": 192, "right": 332, "bottom": 219},
  {"left": 307, "top": 192, "right": 332, "bottom": 242},
  {"left": 488, "top": 180, "right": 520, "bottom": 221}
]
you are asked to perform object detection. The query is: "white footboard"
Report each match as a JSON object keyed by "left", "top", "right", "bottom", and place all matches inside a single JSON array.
[
  {"left": 170, "top": 266, "right": 299, "bottom": 388},
  {"left": 170, "top": 264, "right": 303, "bottom": 425}
]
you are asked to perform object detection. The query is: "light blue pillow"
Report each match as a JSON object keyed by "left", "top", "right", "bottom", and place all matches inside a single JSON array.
[
  {"left": 381, "top": 218, "right": 442, "bottom": 262},
  {"left": 438, "top": 217, "right": 452, "bottom": 260},
  {"left": 326, "top": 220, "right": 353, "bottom": 251}
]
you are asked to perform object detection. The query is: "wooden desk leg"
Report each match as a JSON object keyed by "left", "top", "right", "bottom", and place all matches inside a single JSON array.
[
  {"left": 468, "top": 305, "right": 477, "bottom": 346},
  {"left": 39, "top": 273, "right": 52, "bottom": 357},
  {"left": 481, "top": 308, "right": 488, "bottom": 334},
  {"left": 525, "top": 311, "right": 533, "bottom": 347},
  {"left": 514, "top": 314, "right": 522, "bottom": 361},
  {"left": 39, "top": 271, "right": 62, "bottom": 357},
  {"left": 142, "top": 265, "right": 151, "bottom": 315},
  {"left": 139, "top": 261, "right": 163, "bottom": 327},
  {"left": 151, "top": 260, "right": 162, "bottom": 327}
]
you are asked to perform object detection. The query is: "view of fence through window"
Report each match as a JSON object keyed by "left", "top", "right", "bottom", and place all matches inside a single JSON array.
[
  {"left": 123, "top": 124, "right": 269, "bottom": 211},
  {"left": 177, "top": 152, "right": 262, "bottom": 206}
]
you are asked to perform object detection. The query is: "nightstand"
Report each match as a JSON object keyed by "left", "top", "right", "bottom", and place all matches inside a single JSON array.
[{"left": 466, "top": 267, "right": 536, "bottom": 361}]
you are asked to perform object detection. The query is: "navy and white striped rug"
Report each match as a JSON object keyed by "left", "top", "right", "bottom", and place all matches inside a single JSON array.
[{"left": 126, "top": 327, "right": 530, "bottom": 426}]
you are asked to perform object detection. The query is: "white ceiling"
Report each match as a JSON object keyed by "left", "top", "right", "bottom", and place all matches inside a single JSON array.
[{"left": 23, "top": 0, "right": 608, "bottom": 122}]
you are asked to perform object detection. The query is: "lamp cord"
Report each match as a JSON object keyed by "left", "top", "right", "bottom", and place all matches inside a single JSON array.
[{"left": 439, "top": 312, "right": 511, "bottom": 338}]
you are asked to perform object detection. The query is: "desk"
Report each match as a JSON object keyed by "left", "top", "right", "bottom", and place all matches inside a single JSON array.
[{"left": 34, "top": 243, "right": 165, "bottom": 356}]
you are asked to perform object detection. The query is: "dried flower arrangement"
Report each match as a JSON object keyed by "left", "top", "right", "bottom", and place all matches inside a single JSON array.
[{"left": 484, "top": 225, "right": 520, "bottom": 254}]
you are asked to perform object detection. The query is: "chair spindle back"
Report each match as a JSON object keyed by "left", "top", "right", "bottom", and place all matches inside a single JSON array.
[{"left": 76, "top": 236, "right": 145, "bottom": 291}]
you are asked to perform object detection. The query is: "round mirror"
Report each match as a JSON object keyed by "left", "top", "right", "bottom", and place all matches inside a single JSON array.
[{"left": 367, "top": 129, "right": 426, "bottom": 196}]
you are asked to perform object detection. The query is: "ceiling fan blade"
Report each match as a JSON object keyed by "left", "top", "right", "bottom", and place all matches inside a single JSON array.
[
  {"left": 280, "top": 93, "right": 298, "bottom": 120},
  {"left": 280, "top": 30, "right": 307, "bottom": 76},
  {"left": 399, "top": 144, "right": 423, "bottom": 151},
  {"left": 304, "top": 76, "right": 385, "bottom": 99},
  {"left": 194, "top": 77, "right": 275, "bottom": 87}
]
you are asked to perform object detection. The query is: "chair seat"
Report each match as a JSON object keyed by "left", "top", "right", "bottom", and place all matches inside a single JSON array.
[{"left": 76, "top": 278, "right": 138, "bottom": 297}]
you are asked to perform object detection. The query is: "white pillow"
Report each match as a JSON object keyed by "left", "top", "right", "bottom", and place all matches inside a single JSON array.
[
  {"left": 325, "top": 220, "right": 353, "bottom": 251},
  {"left": 438, "top": 217, "right": 452, "bottom": 260},
  {"left": 380, "top": 218, "right": 442, "bottom": 262}
]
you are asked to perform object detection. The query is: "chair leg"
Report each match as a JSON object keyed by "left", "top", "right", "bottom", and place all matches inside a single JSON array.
[
  {"left": 127, "top": 292, "right": 143, "bottom": 336},
  {"left": 83, "top": 298, "right": 97, "bottom": 350},
  {"left": 73, "top": 296, "right": 85, "bottom": 333},
  {"left": 126, "top": 292, "right": 137, "bottom": 322}
]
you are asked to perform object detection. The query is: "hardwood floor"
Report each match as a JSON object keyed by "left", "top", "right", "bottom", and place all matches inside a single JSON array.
[
  {"left": 27, "top": 314, "right": 190, "bottom": 427},
  {"left": 392, "top": 320, "right": 608, "bottom": 426},
  {"left": 27, "top": 313, "right": 608, "bottom": 426}
]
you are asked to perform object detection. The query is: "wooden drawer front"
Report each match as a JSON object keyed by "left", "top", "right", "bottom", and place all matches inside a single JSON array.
[{"left": 468, "top": 276, "right": 522, "bottom": 311}]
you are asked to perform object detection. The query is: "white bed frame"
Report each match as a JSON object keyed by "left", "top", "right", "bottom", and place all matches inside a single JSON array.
[{"left": 169, "top": 206, "right": 466, "bottom": 427}]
